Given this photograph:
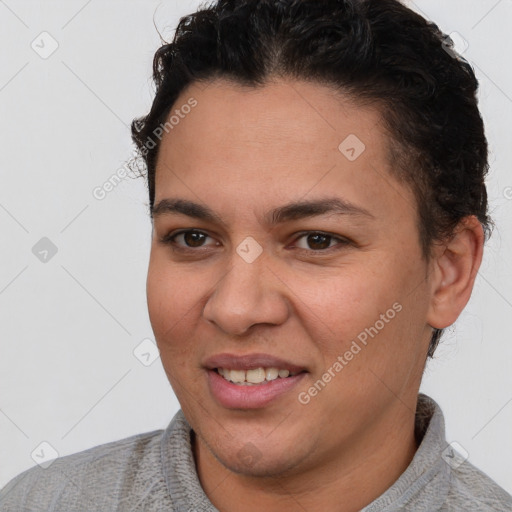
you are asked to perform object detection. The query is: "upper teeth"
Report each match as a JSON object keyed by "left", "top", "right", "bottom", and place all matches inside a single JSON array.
[{"left": 218, "top": 367, "right": 297, "bottom": 384}]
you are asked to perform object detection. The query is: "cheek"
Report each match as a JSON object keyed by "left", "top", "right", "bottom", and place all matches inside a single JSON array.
[
  {"left": 294, "top": 266, "right": 392, "bottom": 343},
  {"left": 146, "top": 262, "right": 206, "bottom": 404},
  {"left": 296, "top": 261, "right": 422, "bottom": 373},
  {"left": 146, "top": 256, "right": 202, "bottom": 352}
]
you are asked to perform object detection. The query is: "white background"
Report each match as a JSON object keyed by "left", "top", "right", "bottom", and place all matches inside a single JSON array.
[{"left": 1, "top": 0, "right": 511, "bottom": 495}]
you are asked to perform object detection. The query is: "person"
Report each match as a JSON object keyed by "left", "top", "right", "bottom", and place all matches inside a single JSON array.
[{"left": 1, "top": 0, "right": 511, "bottom": 510}]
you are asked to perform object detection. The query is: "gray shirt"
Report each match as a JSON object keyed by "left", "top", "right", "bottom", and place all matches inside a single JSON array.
[{"left": 1, "top": 394, "right": 511, "bottom": 511}]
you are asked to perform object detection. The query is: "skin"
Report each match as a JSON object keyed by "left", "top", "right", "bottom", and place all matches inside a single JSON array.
[{"left": 146, "top": 78, "right": 484, "bottom": 512}]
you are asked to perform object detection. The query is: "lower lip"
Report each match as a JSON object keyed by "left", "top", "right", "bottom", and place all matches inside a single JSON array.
[{"left": 207, "top": 369, "right": 307, "bottom": 409}]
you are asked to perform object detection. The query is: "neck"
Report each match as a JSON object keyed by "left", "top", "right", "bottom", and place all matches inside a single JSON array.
[{"left": 193, "top": 403, "right": 420, "bottom": 512}]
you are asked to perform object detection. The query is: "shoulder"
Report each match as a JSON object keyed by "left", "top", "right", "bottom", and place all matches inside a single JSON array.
[
  {"left": 0, "top": 429, "right": 171, "bottom": 512},
  {"left": 444, "top": 456, "right": 512, "bottom": 511}
]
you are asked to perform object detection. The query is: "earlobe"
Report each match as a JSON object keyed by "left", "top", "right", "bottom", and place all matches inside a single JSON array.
[{"left": 426, "top": 216, "right": 484, "bottom": 329}]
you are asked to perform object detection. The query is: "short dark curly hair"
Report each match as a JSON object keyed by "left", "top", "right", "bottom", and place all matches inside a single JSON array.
[{"left": 131, "top": 0, "right": 492, "bottom": 358}]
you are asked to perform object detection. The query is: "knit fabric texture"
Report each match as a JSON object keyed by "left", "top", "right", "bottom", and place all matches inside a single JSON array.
[{"left": 1, "top": 393, "right": 511, "bottom": 511}]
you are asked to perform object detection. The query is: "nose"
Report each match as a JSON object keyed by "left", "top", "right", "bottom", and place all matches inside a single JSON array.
[{"left": 202, "top": 251, "right": 290, "bottom": 336}]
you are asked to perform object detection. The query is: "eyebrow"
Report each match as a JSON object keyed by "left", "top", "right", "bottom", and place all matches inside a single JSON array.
[{"left": 151, "top": 197, "right": 374, "bottom": 225}]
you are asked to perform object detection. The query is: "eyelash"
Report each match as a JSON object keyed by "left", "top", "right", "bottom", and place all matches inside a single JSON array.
[{"left": 159, "top": 229, "right": 351, "bottom": 255}]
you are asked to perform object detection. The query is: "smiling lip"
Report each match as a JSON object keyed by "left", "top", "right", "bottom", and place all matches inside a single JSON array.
[
  {"left": 207, "top": 369, "right": 307, "bottom": 409},
  {"left": 203, "top": 353, "right": 308, "bottom": 409},
  {"left": 203, "top": 353, "right": 307, "bottom": 374}
]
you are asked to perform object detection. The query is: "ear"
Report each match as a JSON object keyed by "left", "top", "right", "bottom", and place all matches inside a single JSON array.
[{"left": 426, "top": 215, "right": 485, "bottom": 329}]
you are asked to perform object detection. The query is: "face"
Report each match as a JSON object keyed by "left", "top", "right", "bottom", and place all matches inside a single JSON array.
[{"left": 147, "top": 78, "right": 434, "bottom": 478}]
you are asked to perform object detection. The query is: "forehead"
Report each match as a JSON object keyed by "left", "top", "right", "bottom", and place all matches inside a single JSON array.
[
  {"left": 157, "top": 78, "right": 387, "bottom": 162},
  {"left": 153, "top": 78, "right": 415, "bottom": 227}
]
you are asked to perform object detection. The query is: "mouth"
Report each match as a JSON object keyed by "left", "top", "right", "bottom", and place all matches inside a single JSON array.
[
  {"left": 203, "top": 353, "right": 308, "bottom": 409},
  {"left": 203, "top": 352, "right": 307, "bottom": 374},
  {"left": 214, "top": 367, "right": 304, "bottom": 385}
]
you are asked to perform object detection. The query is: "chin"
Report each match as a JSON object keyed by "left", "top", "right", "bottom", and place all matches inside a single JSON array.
[
  {"left": 217, "top": 449, "right": 305, "bottom": 478},
  {"left": 205, "top": 432, "right": 312, "bottom": 479}
]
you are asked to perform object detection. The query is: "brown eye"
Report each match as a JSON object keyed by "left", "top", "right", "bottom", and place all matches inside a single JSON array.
[
  {"left": 181, "top": 230, "right": 208, "bottom": 247},
  {"left": 304, "top": 233, "right": 332, "bottom": 250},
  {"left": 160, "top": 229, "right": 217, "bottom": 250},
  {"left": 294, "top": 232, "right": 348, "bottom": 252}
]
